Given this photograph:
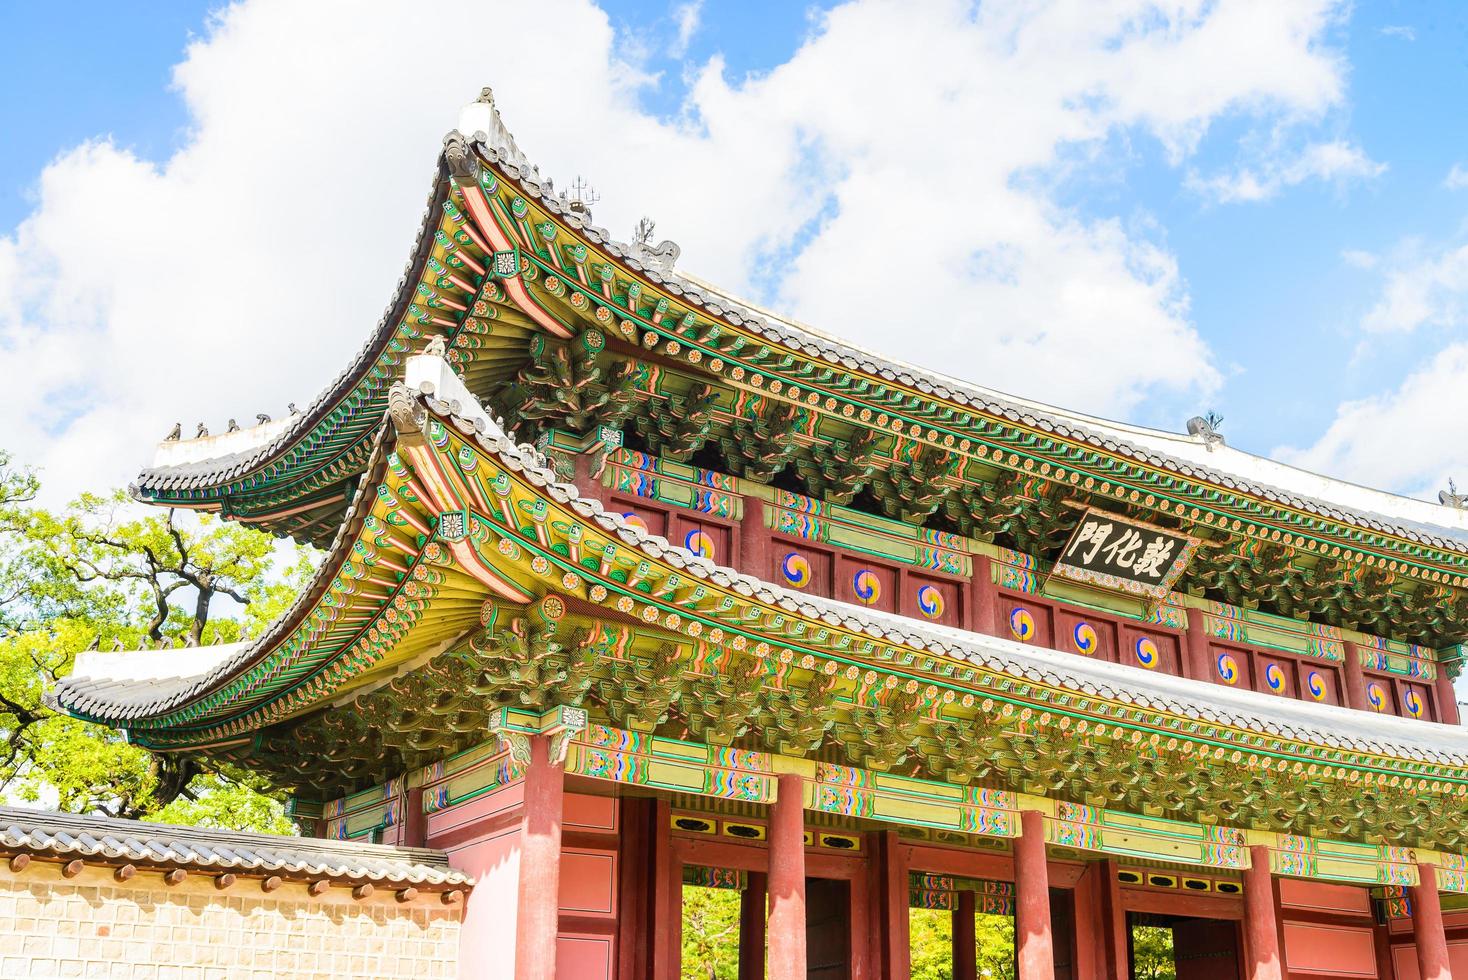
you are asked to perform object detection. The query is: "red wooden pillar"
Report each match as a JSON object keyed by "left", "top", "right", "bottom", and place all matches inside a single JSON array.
[
  {"left": 1371, "top": 920, "right": 1395, "bottom": 980},
  {"left": 768, "top": 772, "right": 807, "bottom": 980},
  {"left": 1343, "top": 645, "right": 1368, "bottom": 711},
  {"left": 514, "top": 735, "right": 566, "bottom": 980},
  {"left": 1098, "top": 861, "right": 1129, "bottom": 980},
  {"left": 1071, "top": 866, "right": 1101, "bottom": 980},
  {"left": 953, "top": 889, "right": 978, "bottom": 980},
  {"left": 1433, "top": 668, "right": 1461, "bottom": 725},
  {"left": 740, "top": 496, "right": 769, "bottom": 580},
  {"left": 740, "top": 872, "right": 768, "bottom": 980},
  {"left": 1017, "top": 810, "right": 1054, "bottom": 980},
  {"left": 1243, "top": 845, "right": 1282, "bottom": 980},
  {"left": 1412, "top": 863, "right": 1453, "bottom": 980},
  {"left": 617, "top": 798, "right": 654, "bottom": 980},
  {"left": 974, "top": 555, "right": 998, "bottom": 636},
  {"left": 875, "top": 830, "right": 911, "bottom": 977},
  {"left": 1183, "top": 607, "right": 1210, "bottom": 683},
  {"left": 400, "top": 786, "right": 426, "bottom": 847},
  {"left": 653, "top": 797, "right": 679, "bottom": 980}
]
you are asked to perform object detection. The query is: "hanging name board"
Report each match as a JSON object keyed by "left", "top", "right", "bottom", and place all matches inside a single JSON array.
[{"left": 1048, "top": 507, "right": 1198, "bottom": 601}]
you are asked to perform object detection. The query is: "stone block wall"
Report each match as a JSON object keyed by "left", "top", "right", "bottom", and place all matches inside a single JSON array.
[{"left": 0, "top": 864, "right": 461, "bottom": 979}]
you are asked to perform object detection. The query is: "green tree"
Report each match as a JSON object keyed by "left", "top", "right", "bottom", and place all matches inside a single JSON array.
[
  {"left": 681, "top": 884, "right": 742, "bottom": 979},
  {"left": 909, "top": 907, "right": 1015, "bottom": 980},
  {"left": 1132, "top": 926, "right": 1177, "bottom": 980},
  {"left": 0, "top": 452, "right": 316, "bottom": 832},
  {"left": 910, "top": 907, "right": 954, "bottom": 980}
]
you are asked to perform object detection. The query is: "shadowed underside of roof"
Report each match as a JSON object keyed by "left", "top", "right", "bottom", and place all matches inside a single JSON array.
[{"left": 63, "top": 353, "right": 1468, "bottom": 771}]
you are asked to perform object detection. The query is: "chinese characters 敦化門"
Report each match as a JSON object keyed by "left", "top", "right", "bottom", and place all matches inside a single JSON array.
[{"left": 1050, "top": 510, "right": 1196, "bottom": 598}]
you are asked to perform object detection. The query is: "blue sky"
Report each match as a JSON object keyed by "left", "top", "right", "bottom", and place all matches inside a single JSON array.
[{"left": 5, "top": 1, "right": 1468, "bottom": 509}]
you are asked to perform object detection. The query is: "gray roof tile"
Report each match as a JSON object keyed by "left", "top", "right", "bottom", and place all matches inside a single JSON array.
[{"left": 0, "top": 805, "right": 471, "bottom": 887}]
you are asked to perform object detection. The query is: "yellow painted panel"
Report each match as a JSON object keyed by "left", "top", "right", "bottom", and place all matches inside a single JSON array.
[
  {"left": 1313, "top": 857, "right": 1380, "bottom": 884},
  {"left": 345, "top": 808, "right": 388, "bottom": 836},
  {"left": 647, "top": 760, "right": 711, "bottom": 792},
  {"left": 1103, "top": 811, "right": 1200, "bottom": 838},
  {"left": 445, "top": 767, "right": 503, "bottom": 804},
  {"left": 871, "top": 795, "right": 963, "bottom": 829},
  {"left": 1314, "top": 838, "right": 1378, "bottom": 860},
  {"left": 875, "top": 772, "right": 964, "bottom": 802},
  {"left": 649, "top": 738, "right": 709, "bottom": 762},
  {"left": 1102, "top": 829, "right": 1203, "bottom": 863}
]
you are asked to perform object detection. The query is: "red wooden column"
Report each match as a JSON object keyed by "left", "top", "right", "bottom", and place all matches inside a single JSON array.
[
  {"left": 1412, "top": 863, "right": 1453, "bottom": 980},
  {"left": 514, "top": 735, "right": 566, "bottom": 980},
  {"left": 1342, "top": 645, "right": 1368, "bottom": 711},
  {"left": 869, "top": 829, "right": 911, "bottom": 977},
  {"left": 740, "top": 872, "right": 768, "bottom": 980},
  {"left": 1070, "top": 866, "right": 1101, "bottom": 980},
  {"left": 1433, "top": 668, "right": 1461, "bottom": 725},
  {"left": 739, "top": 495, "right": 769, "bottom": 579},
  {"left": 400, "top": 785, "right": 426, "bottom": 847},
  {"left": 651, "top": 798, "right": 680, "bottom": 980},
  {"left": 953, "top": 889, "right": 978, "bottom": 980},
  {"left": 1183, "top": 607, "right": 1210, "bottom": 682},
  {"left": 1098, "top": 861, "right": 1129, "bottom": 980},
  {"left": 1243, "top": 845, "right": 1283, "bottom": 980},
  {"left": 974, "top": 555, "right": 998, "bottom": 636},
  {"left": 1016, "top": 810, "right": 1054, "bottom": 980},
  {"left": 768, "top": 772, "right": 807, "bottom": 980}
]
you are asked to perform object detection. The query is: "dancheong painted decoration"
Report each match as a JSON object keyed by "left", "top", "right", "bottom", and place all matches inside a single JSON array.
[{"left": 48, "top": 89, "right": 1468, "bottom": 979}]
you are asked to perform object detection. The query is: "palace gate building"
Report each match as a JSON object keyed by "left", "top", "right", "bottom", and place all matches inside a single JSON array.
[{"left": 48, "top": 91, "right": 1468, "bottom": 979}]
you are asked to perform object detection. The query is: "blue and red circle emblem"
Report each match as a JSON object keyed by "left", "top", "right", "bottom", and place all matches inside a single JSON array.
[
  {"left": 683, "top": 529, "right": 714, "bottom": 560},
  {"left": 1306, "top": 671, "right": 1326, "bottom": 701},
  {"left": 853, "top": 570, "right": 881, "bottom": 605},
  {"left": 1367, "top": 682, "right": 1387, "bottom": 712},
  {"left": 1009, "top": 608, "right": 1035, "bottom": 642},
  {"left": 1216, "top": 653, "right": 1239, "bottom": 685},
  {"left": 781, "top": 552, "right": 811, "bottom": 588}
]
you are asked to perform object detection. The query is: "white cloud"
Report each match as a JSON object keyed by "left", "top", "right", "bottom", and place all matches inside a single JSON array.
[
  {"left": 1341, "top": 248, "right": 1377, "bottom": 269},
  {"left": 1445, "top": 162, "right": 1468, "bottom": 190},
  {"left": 670, "top": 0, "right": 704, "bottom": 57},
  {"left": 1360, "top": 241, "right": 1468, "bottom": 334},
  {"left": 1187, "top": 139, "right": 1384, "bottom": 203},
  {"left": 1, "top": 0, "right": 1355, "bottom": 504},
  {"left": 1275, "top": 342, "right": 1468, "bottom": 499},
  {"left": 1380, "top": 24, "right": 1416, "bottom": 41},
  {"left": 1279, "top": 232, "right": 1468, "bottom": 496}
]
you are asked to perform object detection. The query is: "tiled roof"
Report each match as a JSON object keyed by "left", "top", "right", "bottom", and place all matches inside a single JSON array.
[
  {"left": 400, "top": 357, "right": 1468, "bottom": 768},
  {"left": 0, "top": 805, "right": 471, "bottom": 888},
  {"left": 59, "top": 352, "right": 1468, "bottom": 772},
  {"left": 56, "top": 436, "right": 395, "bottom": 724},
  {"left": 130, "top": 104, "right": 1468, "bottom": 557},
  {"left": 130, "top": 156, "right": 450, "bottom": 497}
]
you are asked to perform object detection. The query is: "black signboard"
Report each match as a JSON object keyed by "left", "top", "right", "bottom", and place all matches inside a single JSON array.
[{"left": 1049, "top": 507, "right": 1198, "bottom": 600}]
